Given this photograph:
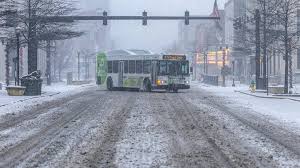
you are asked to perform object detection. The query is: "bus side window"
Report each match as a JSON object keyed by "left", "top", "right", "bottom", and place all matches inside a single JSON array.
[
  {"left": 129, "top": 60, "right": 136, "bottom": 74},
  {"left": 124, "top": 60, "right": 129, "bottom": 73},
  {"left": 113, "top": 61, "right": 119, "bottom": 73},
  {"left": 108, "top": 61, "right": 113, "bottom": 73},
  {"left": 143, "top": 60, "right": 151, "bottom": 74},
  {"left": 136, "top": 60, "right": 143, "bottom": 74}
]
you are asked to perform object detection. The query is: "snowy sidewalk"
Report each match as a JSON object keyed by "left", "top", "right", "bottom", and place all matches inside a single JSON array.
[
  {"left": 235, "top": 90, "right": 300, "bottom": 102},
  {"left": 195, "top": 82, "right": 300, "bottom": 128},
  {"left": 0, "top": 82, "right": 95, "bottom": 116}
]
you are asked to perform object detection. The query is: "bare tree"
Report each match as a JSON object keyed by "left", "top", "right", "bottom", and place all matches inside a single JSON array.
[
  {"left": 1, "top": 0, "right": 83, "bottom": 87},
  {"left": 2, "top": 0, "right": 81, "bottom": 74},
  {"left": 276, "top": 0, "right": 300, "bottom": 93},
  {"left": 233, "top": 0, "right": 283, "bottom": 88}
]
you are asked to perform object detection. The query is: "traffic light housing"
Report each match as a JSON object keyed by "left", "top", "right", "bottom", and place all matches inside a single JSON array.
[
  {"left": 103, "top": 11, "right": 108, "bottom": 26},
  {"left": 185, "top": 11, "right": 189, "bottom": 25},
  {"left": 142, "top": 11, "right": 147, "bottom": 26}
]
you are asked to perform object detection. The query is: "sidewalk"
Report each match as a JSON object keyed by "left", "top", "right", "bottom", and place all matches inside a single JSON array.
[
  {"left": 235, "top": 90, "right": 300, "bottom": 102},
  {"left": 0, "top": 82, "right": 95, "bottom": 116},
  {"left": 195, "top": 82, "right": 300, "bottom": 128}
]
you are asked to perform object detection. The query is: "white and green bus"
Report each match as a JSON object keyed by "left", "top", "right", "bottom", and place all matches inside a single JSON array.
[{"left": 96, "top": 49, "right": 190, "bottom": 92}]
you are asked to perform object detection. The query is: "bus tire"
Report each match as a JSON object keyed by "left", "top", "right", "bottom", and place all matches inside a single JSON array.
[
  {"left": 143, "top": 79, "right": 152, "bottom": 92},
  {"left": 173, "top": 88, "right": 178, "bottom": 93},
  {"left": 107, "top": 77, "right": 113, "bottom": 91}
]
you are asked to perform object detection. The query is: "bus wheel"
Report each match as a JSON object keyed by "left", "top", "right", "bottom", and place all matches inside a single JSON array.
[
  {"left": 144, "top": 79, "right": 152, "bottom": 92},
  {"left": 173, "top": 88, "right": 178, "bottom": 93},
  {"left": 107, "top": 78, "right": 113, "bottom": 91}
]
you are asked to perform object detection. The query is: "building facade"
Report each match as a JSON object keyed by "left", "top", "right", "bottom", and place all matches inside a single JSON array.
[{"left": 178, "top": 0, "right": 227, "bottom": 80}]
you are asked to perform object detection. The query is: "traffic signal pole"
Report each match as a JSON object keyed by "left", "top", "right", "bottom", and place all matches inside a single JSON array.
[{"left": 38, "top": 11, "right": 220, "bottom": 25}]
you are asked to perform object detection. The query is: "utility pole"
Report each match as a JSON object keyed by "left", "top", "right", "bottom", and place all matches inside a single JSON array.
[
  {"left": 204, "top": 52, "right": 208, "bottom": 74},
  {"left": 5, "top": 42, "right": 10, "bottom": 86},
  {"left": 194, "top": 54, "right": 197, "bottom": 80},
  {"left": 85, "top": 54, "right": 88, "bottom": 80},
  {"left": 78, "top": 51, "right": 80, "bottom": 81},
  {"left": 222, "top": 47, "right": 227, "bottom": 87},
  {"left": 288, "top": 39, "right": 293, "bottom": 90},
  {"left": 46, "top": 40, "right": 51, "bottom": 85},
  {"left": 16, "top": 30, "right": 20, "bottom": 86},
  {"left": 262, "top": 1, "right": 267, "bottom": 90},
  {"left": 255, "top": 9, "right": 261, "bottom": 90},
  {"left": 232, "top": 61, "right": 236, "bottom": 87}
]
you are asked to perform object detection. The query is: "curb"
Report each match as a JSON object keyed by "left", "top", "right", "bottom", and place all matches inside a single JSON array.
[
  {"left": 0, "top": 84, "right": 95, "bottom": 108},
  {"left": 0, "top": 92, "right": 61, "bottom": 108},
  {"left": 235, "top": 90, "right": 300, "bottom": 103}
]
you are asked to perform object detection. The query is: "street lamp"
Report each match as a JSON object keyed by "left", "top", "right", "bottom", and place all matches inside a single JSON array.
[
  {"left": 15, "top": 26, "right": 21, "bottom": 86},
  {"left": 232, "top": 60, "right": 236, "bottom": 87},
  {"left": 221, "top": 46, "right": 228, "bottom": 87},
  {"left": 0, "top": 36, "right": 11, "bottom": 87}
]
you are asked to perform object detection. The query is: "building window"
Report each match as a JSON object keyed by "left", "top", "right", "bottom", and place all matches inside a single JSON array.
[
  {"left": 124, "top": 60, "right": 129, "bottom": 73},
  {"left": 107, "top": 61, "right": 113, "bottom": 73},
  {"left": 129, "top": 60, "right": 136, "bottom": 74},
  {"left": 136, "top": 60, "right": 143, "bottom": 74},
  {"left": 113, "top": 61, "right": 119, "bottom": 73},
  {"left": 143, "top": 60, "right": 151, "bottom": 74},
  {"left": 298, "top": 49, "right": 300, "bottom": 69}
]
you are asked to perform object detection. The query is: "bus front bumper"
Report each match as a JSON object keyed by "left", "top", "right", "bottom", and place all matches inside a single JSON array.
[{"left": 153, "top": 84, "right": 190, "bottom": 90}]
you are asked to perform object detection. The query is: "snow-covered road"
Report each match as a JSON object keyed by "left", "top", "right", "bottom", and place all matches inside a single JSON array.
[{"left": 0, "top": 86, "right": 299, "bottom": 167}]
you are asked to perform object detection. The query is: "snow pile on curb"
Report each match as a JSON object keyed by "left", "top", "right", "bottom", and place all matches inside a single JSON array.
[{"left": 0, "top": 83, "right": 95, "bottom": 116}]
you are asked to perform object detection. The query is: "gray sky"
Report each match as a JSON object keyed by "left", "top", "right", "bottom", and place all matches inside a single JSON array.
[
  {"left": 80, "top": 0, "right": 227, "bottom": 52},
  {"left": 110, "top": 0, "right": 226, "bottom": 52}
]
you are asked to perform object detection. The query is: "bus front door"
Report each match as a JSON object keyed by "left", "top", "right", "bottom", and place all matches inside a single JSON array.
[
  {"left": 118, "top": 61, "right": 124, "bottom": 87},
  {"left": 151, "top": 61, "right": 157, "bottom": 85}
]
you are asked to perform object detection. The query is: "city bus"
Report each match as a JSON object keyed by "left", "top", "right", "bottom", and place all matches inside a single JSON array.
[{"left": 96, "top": 49, "right": 190, "bottom": 92}]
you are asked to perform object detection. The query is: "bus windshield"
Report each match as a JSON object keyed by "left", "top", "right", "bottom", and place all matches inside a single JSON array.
[{"left": 159, "top": 61, "right": 189, "bottom": 76}]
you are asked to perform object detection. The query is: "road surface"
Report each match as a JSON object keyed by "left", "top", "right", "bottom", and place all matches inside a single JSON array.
[{"left": 0, "top": 86, "right": 299, "bottom": 168}]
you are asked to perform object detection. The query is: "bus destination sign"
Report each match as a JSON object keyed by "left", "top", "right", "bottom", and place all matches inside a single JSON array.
[{"left": 163, "top": 55, "right": 186, "bottom": 61}]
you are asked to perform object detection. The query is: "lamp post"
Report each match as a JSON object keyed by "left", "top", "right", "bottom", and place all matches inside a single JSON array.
[
  {"left": 221, "top": 46, "right": 228, "bottom": 87},
  {"left": 15, "top": 27, "right": 21, "bottom": 86},
  {"left": 1, "top": 37, "right": 11, "bottom": 87},
  {"left": 232, "top": 60, "right": 236, "bottom": 87}
]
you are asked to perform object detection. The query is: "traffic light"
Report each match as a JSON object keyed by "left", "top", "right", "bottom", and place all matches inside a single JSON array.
[
  {"left": 185, "top": 10, "right": 189, "bottom": 25},
  {"left": 142, "top": 11, "right": 147, "bottom": 26},
  {"left": 103, "top": 11, "right": 108, "bottom": 26}
]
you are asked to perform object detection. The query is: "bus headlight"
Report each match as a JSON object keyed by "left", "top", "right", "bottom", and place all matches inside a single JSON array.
[
  {"left": 157, "top": 80, "right": 167, "bottom": 85},
  {"left": 185, "top": 80, "right": 190, "bottom": 84}
]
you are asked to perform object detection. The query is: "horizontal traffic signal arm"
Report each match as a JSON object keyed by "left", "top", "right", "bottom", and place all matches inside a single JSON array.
[{"left": 38, "top": 15, "right": 220, "bottom": 22}]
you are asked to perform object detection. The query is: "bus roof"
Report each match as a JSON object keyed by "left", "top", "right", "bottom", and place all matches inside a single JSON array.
[
  {"left": 106, "top": 49, "right": 154, "bottom": 56},
  {"left": 105, "top": 50, "right": 188, "bottom": 61}
]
